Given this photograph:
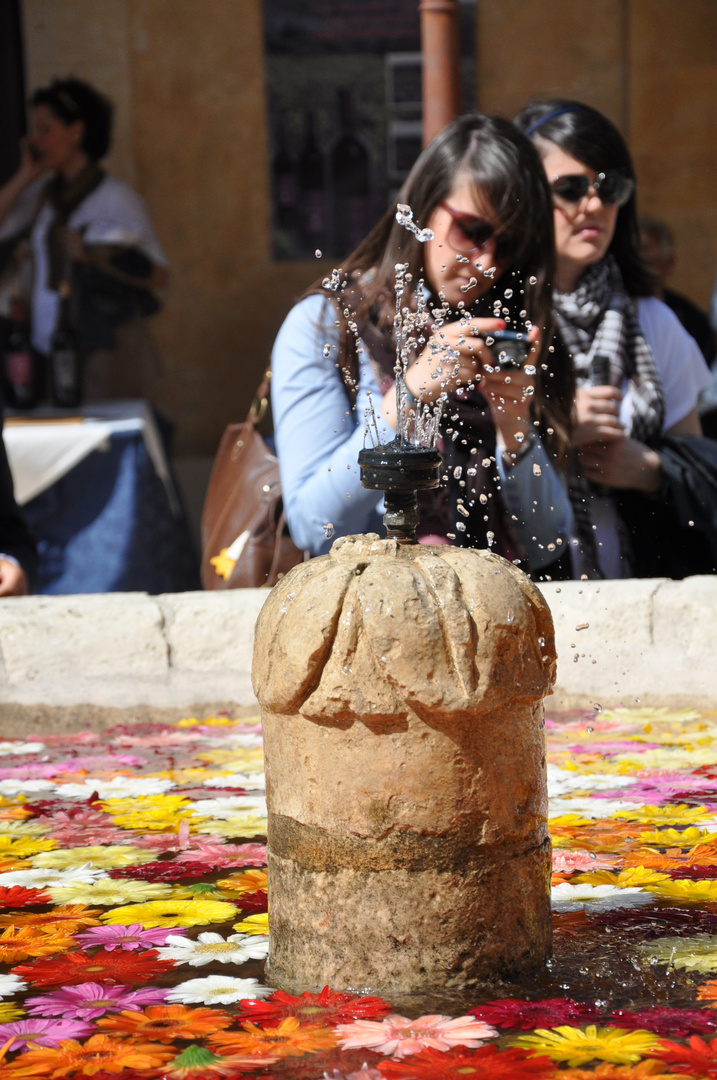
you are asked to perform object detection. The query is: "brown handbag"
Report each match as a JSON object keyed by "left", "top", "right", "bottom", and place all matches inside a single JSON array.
[{"left": 200, "top": 369, "right": 305, "bottom": 589}]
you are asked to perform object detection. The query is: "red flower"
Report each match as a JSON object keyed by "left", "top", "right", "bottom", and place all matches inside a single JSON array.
[
  {"left": 106, "top": 861, "right": 208, "bottom": 882},
  {"left": 469, "top": 997, "right": 601, "bottom": 1031},
  {"left": 236, "top": 986, "right": 392, "bottom": 1027},
  {"left": 0, "top": 886, "right": 50, "bottom": 907},
  {"left": 12, "top": 948, "right": 175, "bottom": 986},
  {"left": 265, "top": 1047, "right": 383, "bottom": 1079},
  {"left": 378, "top": 1045, "right": 555, "bottom": 1079},
  {"left": 232, "top": 891, "right": 267, "bottom": 915},
  {"left": 650, "top": 1034, "right": 717, "bottom": 1075},
  {"left": 609, "top": 1006, "right": 717, "bottom": 1037}
]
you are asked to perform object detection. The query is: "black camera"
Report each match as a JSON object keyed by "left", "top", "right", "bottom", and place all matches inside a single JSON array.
[{"left": 487, "top": 329, "right": 531, "bottom": 370}]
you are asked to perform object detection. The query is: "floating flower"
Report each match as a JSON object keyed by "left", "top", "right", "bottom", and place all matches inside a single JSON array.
[
  {"left": 58, "top": 776, "right": 176, "bottom": 799},
  {"left": 31, "top": 845, "right": 154, "bottom": 871},
  {"left": 1, "top": 1033, "right": 174, "bottom": 1077},
  {"left": 105, "top": 859, "right": 209, "bottom": 883},
  {"left": 0, "top": 742, "right": 45, "bottom": 756},
  {"left": 608, "top": 1006, "right": 717, "bottom": 1036},
  {"left": 469, "top": 997, "right": 602, "bottom": 1031},
  {"left": 167, "top": 976, "right": 271, "bottom": 1005},
  {"left": 96, "top": 1003, "right": 233, "bottom": 1042},
  {"left": 196, "top": 815, "right": 267, "bottom": 838},
  {"left": 335, "top": 1014, "right": 497, "bottom": 1059},
  {"left": 12, "top": 948, "right": 175, "bottom": 986},
  {"left": 25, "top": 983, "right": 169, "bottom": 1020},
  {"left": 0, "top": 1018, "right": 93, "bottom": 1050},
  {"left": 216, "top": 869, "right": 267, "bottom": 894},
  {"left": 0, "top": 866, "right": 103, "bottom": 889},
  {"left": 0, "top": 887, "right": 49, "bottom": 909},
  {"left": 0, "top": 974, "right": 27, "bottom": 998},
  {"left": 0, "top": 926, "right": 76, "bottom": 964},
  {"left": 47, "top": 878, "right": 174, "bottom": 906},
  {"left": 573, "top": 868, "right": 670, "bottom": 889},
  {"left": 208, "top": 1015, "right": 337, "bottom": 1058},
  {"left": 156, "top": 931, "right": 268, "bottom": 967},
  {"left": 377, "top": 1044, "right": 556, "bottom": 1079},
  {"left": 552, "top": 851, "right": 616, "bottom": 874},
  {"left": 636, "top": 827, "right": 708, "bottom": 848},
  {"left": 232, "top": 913, "right": 268, "bottom": 935},
  {"left": 0, "top": 836, "right": 57, "bottom": 859},
  {"left": 100, "top": 898, "right": 237, "bottom": 929},
  {"left": 647, "top": 1034, "right": 717, "bottom": 1075},
  {"left": 612, "top": 803, "right": 715, "bottom": 825},
  {"left": 73, "top": 923, "right": 184, "bottom": 951},
  {"left": 552, "top": 883, "right": 654, "bottom": 912},
  {"left": 554, "top": 1060, "right": 689, "bottom": 1078},
  {"left": 158, "top": 1042, "right": 273, "bottom": 1078},
  {"left": 0, "top": 1003, "right": 24, "bottom": 1023},
  {"left": 175, "top": 841, "right": 266, "bottom": 866},
  {"left": 636, "top": 933, "right": 717, "bottom": 972},
  {"left": 512, "top": 1026, "right": 661, "bottom": 1066},
  {"left": 236, "top": 985, "right": 392, "bottom": 1027},
  {"left": 187, "top": 796, "right": 266, "bottom": 820},
  {"left": 644, "top": 878, "right": 717, "bottom": 902},
  {"left": 0, "top": 905, "right": 102, "bottom": 932}
]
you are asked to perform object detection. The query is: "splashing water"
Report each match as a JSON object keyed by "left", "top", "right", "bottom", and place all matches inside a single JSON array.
[{"left": 395, "top": 203, "right": 434, "bottom": 243}]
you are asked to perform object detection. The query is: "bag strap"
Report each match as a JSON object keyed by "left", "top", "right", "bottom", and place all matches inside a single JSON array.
[{"left": 246, "top": 368, "right": 272, "bottom": 430}]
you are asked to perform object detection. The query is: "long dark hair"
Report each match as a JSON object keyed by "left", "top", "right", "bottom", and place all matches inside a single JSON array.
[
  {"left": 514, "top": 99, "right": 653, "bottom": 298},
  {"left": 307, "top": 113, "right": 574, "bottom": 466},
  {"left": 31, "top": 78, "right": 113, "bottom": 162}
]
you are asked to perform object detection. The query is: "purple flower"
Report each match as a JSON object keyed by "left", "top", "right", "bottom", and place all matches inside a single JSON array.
[
  {"left": 0, "top": 1018, "right": 93, "bottom": 1050},
  {"left": 73, "top": 923, "right": 187, "bottom": 951},
  {"left": 25, "top": 982, "right": 169, "bottom": 1020}
]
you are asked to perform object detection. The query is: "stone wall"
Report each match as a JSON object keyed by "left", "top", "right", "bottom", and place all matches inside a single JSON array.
[
  {"left": 0, "top": 577, "right": 715, "bottom": 735},
  {"left": 20, "top": 1, "right": 717, "bottom": 456}
]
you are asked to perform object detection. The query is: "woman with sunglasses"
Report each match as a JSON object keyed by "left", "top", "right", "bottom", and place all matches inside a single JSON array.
[
  {"left": 271, "top": 114, "right": 575, "bottom": 574},
  {"left": 516, "top": 99, "right": 713, "bottom": 578}
]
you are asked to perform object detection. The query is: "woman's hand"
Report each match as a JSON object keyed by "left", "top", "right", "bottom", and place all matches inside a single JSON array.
[
  {"left": 573, "top": 385, "right": 625, "bottom": 447},
  {"left": 579, "top": 435, "right": 662, "bottom": 493},
  {"left": 404, "top": 315, "right": 506, "bottom": 403},
  {"left": 17, "top": 136, "right": 45, "bottom": 184}
]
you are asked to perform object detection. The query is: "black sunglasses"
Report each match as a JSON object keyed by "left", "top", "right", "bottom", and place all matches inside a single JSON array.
[
  {"left": 440, "top": 202, "right": 514, "bottom": 259},
  {"left": 550, "top": 170, "right": 635, "bottom": 208}
]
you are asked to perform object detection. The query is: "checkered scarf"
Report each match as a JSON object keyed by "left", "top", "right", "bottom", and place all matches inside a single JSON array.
[
  {"left": 554, "top": 256, "right": 665, "bottom": 577},
  {"left": 553, "top": 255, "right": 664, "bottom": 441}
]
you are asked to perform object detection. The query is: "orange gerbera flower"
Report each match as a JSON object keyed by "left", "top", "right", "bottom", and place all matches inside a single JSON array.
[
  {"left": 208, "top": 1016, "right": 338, "bottom": 1058},
  {"left": 696, "top": 981, "right": 717, "bottom": 1007},
  {"left": 0, "top": 906, "right": 102, "bottom": 932},
  {"left": 216, "top": 869, "right": 267, "bottom": 894},
  {"left": 96, "top": 1004, "right": 233, "bottom": 1042},
  {"left": 0, "top": 925, "right": 75, "bottom": 964},
  {"left": 2, "top": 1034, "right": 174, "bottom": 1077}
]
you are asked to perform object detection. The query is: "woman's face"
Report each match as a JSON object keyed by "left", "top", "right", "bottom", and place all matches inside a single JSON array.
[
  {"left": 30, "top": 105, "right": 84, "bottom": 171},
  {"left": 540, "top": 141, "right": 619, "bottom": 291},
  {"left": 423, "top": 172, "right": 504, "bottom": 309}
]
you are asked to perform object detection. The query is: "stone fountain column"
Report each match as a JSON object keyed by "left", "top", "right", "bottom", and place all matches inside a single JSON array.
[{"left": 251, "top": 532, "right": 556, "bottom": 999}]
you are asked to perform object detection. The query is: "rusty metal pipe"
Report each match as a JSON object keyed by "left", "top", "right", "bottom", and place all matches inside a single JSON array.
[{"left": 420, "top": 0, "right": 461, "bottom": 146}]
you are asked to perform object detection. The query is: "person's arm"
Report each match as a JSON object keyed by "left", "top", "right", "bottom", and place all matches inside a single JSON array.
[
  {"left": 63, "top": 230, "right": 169, "bottom": 290},
  {"left": 0, "top": 139, "right": 44, "bottom": 236},
  {"left": 272, "top": 295, "right": 394, "bottom": 556}
]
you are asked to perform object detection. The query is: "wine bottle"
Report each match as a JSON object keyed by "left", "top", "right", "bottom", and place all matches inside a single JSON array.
[
  {"left": 50, "top": 281, "right": 82, "bottom": 408},
  {"left": 330, "top": 87, "right": 373, "bottom": 256},
  {"left": 298, "top": 108, "right": 326, "bottom": 251},
  {"left": 3, "top": 292, "right": 37, "bottom": 409}
]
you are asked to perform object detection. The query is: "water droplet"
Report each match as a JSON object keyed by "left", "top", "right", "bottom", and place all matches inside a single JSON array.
[
  {"left": 575, "top": 622, "right": 590, "bottom": 631},
  {"left": 323, "top": 343, "right": 331, "bottom": 358},
  {"left": 323, "top": 523, "right": 334, "bottom": 539},
  {"left": 456, "top": 504, "right": 470, "bottom": 518},
  {"left": 483, "top": 266, "right": 495, "bottom": 278},
  {"left": 524, "top": 364, "right": 536, "bottom": 376},
  {"left": 503, "top": 288, "right": 513, "bottom": 298},
  {"left": 533, "top": 464, "right": 542, "bottom": 476},
  {"left": 395, "top": 203, "right": 434, "bottom": 243},
  {"left": 453, "top": 466, "right": 462, "bottom": 480},
  {"left": 529, "top": 275, "right": 537, "bottom": 284},
  {"left": 315, "top": 248, "right": 322, "bottom": 258},
  {"left": 514, "top": 431, "right": 525, "bottom": 444},
  {"left": 594, "top": 703, "right": 602, "bottom": 712},
  {"left": 455, "top": 521, "right": 467, "bottom": 532},
  {"left": 479, "top": 493, "right": 488, "bottom": 505}
]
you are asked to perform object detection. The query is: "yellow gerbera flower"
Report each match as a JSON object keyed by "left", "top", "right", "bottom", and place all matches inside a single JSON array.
[
  {"left": 573, "top": 868, "right": 670, "bottom": 889},
  {"left": 0, "top": 1003, "right": 25, "bottom": 1023},
  {"left": 512, "top": 1026, "right": 660, "bottom": 1067},
  {"left": 197, "top": 815, "right": 267, "bottom": 838},
  {"left": 31, "top": 845, "right": 155, "bottom": 871},
  {"left": 612, "top": 804, "right": 714, "bottom": 826},
  {"left": 636, "top": 827, "right": 708, "bottom": 848},
  {"left": 101, "top": 898, "right": 238, "bottom": 928},
  {"left": 0, "top": 835, "right": 57, "bottom": 858},
  {"left": 645, "top": 879, "right": 717, "bottom": 903},
  {"left": 637, "top": 933, "right": 717, "bottom": 972},
  {"left": 549, "top": 814, "right": 594, "bottom": 829},
  {"left": 0, "top": 819, "right": 51, "bottom": 837},
  {"left": 233, "top": 912, "right": 269, "bottom": 935},
  {"left": 48, "top": 879, "right": 174, "bottom": 906},
  {"left": 195, "top": 747, "right": 264, "bottom": 767}
]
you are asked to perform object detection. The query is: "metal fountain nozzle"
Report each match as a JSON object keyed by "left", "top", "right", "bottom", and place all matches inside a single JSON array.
[{"left": 358, "top": 439, "right": 442, "bottom": 544}]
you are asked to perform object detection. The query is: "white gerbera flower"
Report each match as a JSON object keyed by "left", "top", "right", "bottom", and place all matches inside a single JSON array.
[
  {"left": 166, "top": 975, "right": 271, "bottom": 1004},
  {"left": 0, "top": 778, "right": 55, "bottom": 795},
  {"left": 196, "top": 815, "right": 267, "bottom": 838},
  {"left": 547, "top": 765, "right": 637, "bottom": 796},
  {"left": 0, "top": 742, "right": 45, "bottom": 756},
  {"left": 47, "top": 878, "right": 174, "bottom": 906},
  {"left": 58, "top": 777, "right": 176, "bottom": 799},
  {"left": 221, "top": 733, "right": 264, "bottom": 748},
  {"left": 0, "top": 865, "right": 104, "bottom": 888},
  {"left": 187, "top": 796, "right": 267, "bottom": 820},
  {"left": 549, "top": 796, "right": 642, "bottom": 819},
  {"left": 552, "top": 882, "right": 654, "bottom": 913},
  {"left": 203, "top": 773, "right": 265, "bottom": 790},
  {"left": 0, "top": 973, "right": 27, "bottom": 998},
  {"left": 157, "top": 931, "right": 269, "bottom": 967},
  {"left": 0, "top": 819, "right": 51, "bottom": 837},
  {"left": 32, "top": 846, "right": 154, "bottom": 871}
]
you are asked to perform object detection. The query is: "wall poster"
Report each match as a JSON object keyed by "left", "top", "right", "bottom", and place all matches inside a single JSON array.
[{"left": 263, "top": 1, "right": 475, "bottom": 261}]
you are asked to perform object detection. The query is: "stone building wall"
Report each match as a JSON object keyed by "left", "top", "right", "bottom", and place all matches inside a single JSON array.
[{"left": 20, "top": 0, "right": 717, "bottom": 455}]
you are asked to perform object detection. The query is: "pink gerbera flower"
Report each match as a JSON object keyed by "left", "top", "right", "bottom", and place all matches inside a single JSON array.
[
  {"left": 24, "top": 982, "right": 169, "bottom": 1020},
  {"left": 0, "top": 1018, "right": 93, "bottom": 1050},
  {"left": 335, "top": 1014, "right": 497, "bottom": 1058},
  {"left": 552, "top": 851, "right": 616, "bottom": 874},
  {"left": 73, "top": 923, "right": 187, "bottom": 951},
  {"left": 176, "top": 842, "right": 267, "bottom": 867}
]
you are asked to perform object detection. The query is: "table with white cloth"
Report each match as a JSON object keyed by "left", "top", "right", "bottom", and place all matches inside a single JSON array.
[{"left": 3, "top": 401, "right": 199, "bottom": 594}]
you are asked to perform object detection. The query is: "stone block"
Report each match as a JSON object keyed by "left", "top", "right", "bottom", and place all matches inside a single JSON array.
[{"left": 159, "top": 590, "right": 267, "bottom": 673}]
